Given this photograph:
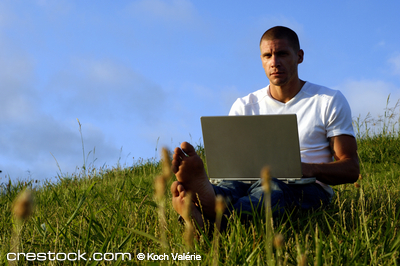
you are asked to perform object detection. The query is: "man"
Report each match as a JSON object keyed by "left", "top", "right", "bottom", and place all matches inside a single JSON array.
[{"left": 170, "top": 26, "right": 359, "bottom": 228}]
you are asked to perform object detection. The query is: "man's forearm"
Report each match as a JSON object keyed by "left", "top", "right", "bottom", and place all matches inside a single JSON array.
[{"left": 302, "top": 158, "right": 359, "bottom": 185}]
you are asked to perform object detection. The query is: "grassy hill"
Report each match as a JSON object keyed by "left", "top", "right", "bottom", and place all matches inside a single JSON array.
[{"left": 2, "top": 116, "right": 400, "bottom": 265}]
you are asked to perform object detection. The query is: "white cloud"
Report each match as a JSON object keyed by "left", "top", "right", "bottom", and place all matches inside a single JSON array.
[
  {"left": 0, "top": 113, "right": 122, "bottom": 181},
  {"left": 0, "top": 52, "right": 125, "bottom": 181},
  {"left": 0, "top": 55, "right": 36, "bottom": 123},
  {"left": 388, "top": 53, "right": 400, "bottom": 76},
  {"left": 333, "top": 79, "right": 400, "bottom": 136},
  {"left": 0, "top": 117, "right": 120, "bottom": 182},
  {"left": 45, "top": 57, "right": 167, "bottom": 123},
  {"left": 334, "top": 79, "right": 400, "bottom": 120}
]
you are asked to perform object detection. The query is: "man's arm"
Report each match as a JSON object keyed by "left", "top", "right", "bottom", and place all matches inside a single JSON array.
[{"left": 301, "top": 135, "right": 359, "bottom": 185}]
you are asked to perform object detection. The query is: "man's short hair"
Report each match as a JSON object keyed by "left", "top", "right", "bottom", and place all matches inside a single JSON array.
[{"left": 260, "top": 26, "right": 300, "bottom": 52}]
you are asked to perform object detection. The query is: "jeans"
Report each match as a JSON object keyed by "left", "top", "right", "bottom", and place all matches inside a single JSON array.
[{"left": 213, "top": 178, "right": 332, "bottom": 218}]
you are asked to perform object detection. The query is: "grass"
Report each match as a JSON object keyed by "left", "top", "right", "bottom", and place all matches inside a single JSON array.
[{"left": 2, "top": 103, "right": 400, "bottom": 265}]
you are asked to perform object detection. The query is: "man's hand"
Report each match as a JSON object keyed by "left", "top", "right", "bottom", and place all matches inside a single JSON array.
[{"left": 302, "top": 135, "right": 359, "bottom": 185}]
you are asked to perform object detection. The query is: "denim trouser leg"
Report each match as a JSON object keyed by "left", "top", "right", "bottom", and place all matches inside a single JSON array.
[{"left": 213, "top": 178, "right": 332, "bottom": 218}]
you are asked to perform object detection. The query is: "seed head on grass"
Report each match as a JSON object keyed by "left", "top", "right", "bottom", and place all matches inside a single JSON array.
[
  {"left": 155, "top": 147, "right": 172, "bottom": 201},
  {"left": 181, "top": 192, "right": 192, "bottom": 222},
  {"left": 13, "top": 189, "right": 34, "bottom": 221},
  {"left": 155, "top": 147, "right": 172, "bottom": 200},
  {"left": 11, "top": 189, "right": 34, "bottom": 265},
  {"left": 215, "top": 195, "right": 225, "bottom": 232},
  {"left": 261, "top": 166, "right": 271, "bottom": 193},
  {"left": 161, "top": 147, "right": 172, "bottom": 180},
  {"left": 273, "top": 233, "right": 284, "bottom": 248},
  {"left": 154, "top": 175, "right": 166, "bottom": 201},
  {"left": 183, "top": 192, "right": 194, "bottom": 250},
  {"left": 299, "top": 254, "right": 307, "bottom": 266}
]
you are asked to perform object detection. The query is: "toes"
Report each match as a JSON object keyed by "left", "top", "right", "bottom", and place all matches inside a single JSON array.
[
  {"left": 171, "top": 165, "right": 178, "bottom": 174},
  {"left": 171, "top": 160, "right": 179, "bottom": 173},
  {"left": 171, "top": 181, "right": 187, "bottom": 198},
  {"left": 172, "top": 142, "right": 196, "bottom": 173},
  {"left": 172, "top": 147, "right": 184, "bottom": 173},
  {"left": 174, "top": 146, "right": 187, "bottom": 158},
  {"left": 180, "top": 142, "right": 197, "bottom": 156},
  {"left": 177, "top": 183, "right": 186, "bottom": 197},
  {"left": 171, "top": 181, "right": 180, "bottom": 196}
]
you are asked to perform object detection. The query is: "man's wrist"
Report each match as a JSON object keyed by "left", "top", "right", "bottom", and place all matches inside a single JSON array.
[{"left": 301, "top": 162, "right": 315, "bottom": 177}]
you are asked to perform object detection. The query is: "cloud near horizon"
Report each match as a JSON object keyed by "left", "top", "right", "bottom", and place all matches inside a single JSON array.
[
  {"left": 336, "top": 79, "right": 400, "bottom": 121},
  {"left": 0, "top": 52, "right": 145, "bottom": 181},
  {"left": 389, "top": 53, "right": 400, "bottom": 77}
]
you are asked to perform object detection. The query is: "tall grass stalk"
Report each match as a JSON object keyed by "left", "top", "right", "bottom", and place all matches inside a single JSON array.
[
  {"left": 273, "top": 233, "right": 284, "bottom": 266},
  {"left": 154, "top": 175, "right": 167, "bottom": 251},
  {"left": 10, "top": 189, "right": 34, "bottom": 266},
  {"left": 183, "top": 192, "right": 194, "bottom": 251},
  {"left": 314, "top": 225, "right": 322, "bottom": 266},
  {"left": 76, "top": 118, "right": 87, "bottom": 177},
  {"left": 154, "top": 147, "right": 172, "bottom": 252},
  {"left": 261, "top": 166, "right": 274, "bottom": 265},
  {"left": 212, "top": 195, "right": 225, "bottom": 266}
]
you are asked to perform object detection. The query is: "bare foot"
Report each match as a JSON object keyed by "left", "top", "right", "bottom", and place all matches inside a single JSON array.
[
  {"left": 171, "top": 142, "right": 216, "bottom": 220},
  {"left": 171, "top": 181, "right": 204, "bottom": 228}
]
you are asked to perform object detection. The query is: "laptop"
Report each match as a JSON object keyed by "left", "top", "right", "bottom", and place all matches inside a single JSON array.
[{"left": 200, "top": 114, "right": 316, "bottom": 185}]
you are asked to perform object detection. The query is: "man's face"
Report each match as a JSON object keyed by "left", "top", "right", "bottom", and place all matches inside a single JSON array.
[{"left": 260, "top": 38, "right": 303, "bottom": 87}]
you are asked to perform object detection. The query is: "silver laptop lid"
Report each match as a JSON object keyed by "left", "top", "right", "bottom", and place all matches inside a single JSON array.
[{"left": 201, "top": 115, "right": 302, "bottom": 181}]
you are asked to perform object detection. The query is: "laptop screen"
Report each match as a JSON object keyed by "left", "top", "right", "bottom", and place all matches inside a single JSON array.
[{"left": 201, "top": 115, "right": 302, "bottom": 181}]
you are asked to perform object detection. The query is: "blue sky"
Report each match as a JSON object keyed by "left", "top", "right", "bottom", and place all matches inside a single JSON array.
[{"left": 1, "top": 0, "right": 400, "bottom": 183}]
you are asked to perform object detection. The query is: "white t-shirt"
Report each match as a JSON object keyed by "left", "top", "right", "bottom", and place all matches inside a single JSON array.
[{"left": 229, "top": 81, "right": 355, "bottom": 195}]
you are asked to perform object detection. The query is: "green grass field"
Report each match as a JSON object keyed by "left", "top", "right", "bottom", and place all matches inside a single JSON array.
[{"left": 2, "top": 107, "right": 400, "bottom": 265}]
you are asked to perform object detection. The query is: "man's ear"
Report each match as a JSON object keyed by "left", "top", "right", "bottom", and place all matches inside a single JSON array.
[{"left": 298, "top": 49, "right": 304, "bottom": 64}]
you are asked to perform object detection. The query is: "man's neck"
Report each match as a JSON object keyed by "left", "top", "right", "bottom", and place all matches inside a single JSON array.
[{"left": 269, "top": 79, "right": 306, "bottom": 103}]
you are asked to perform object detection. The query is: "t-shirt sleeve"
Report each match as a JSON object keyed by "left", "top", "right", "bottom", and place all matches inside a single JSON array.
[{"left": 325, "top": 91, "right": 355, "bottom": 138}]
